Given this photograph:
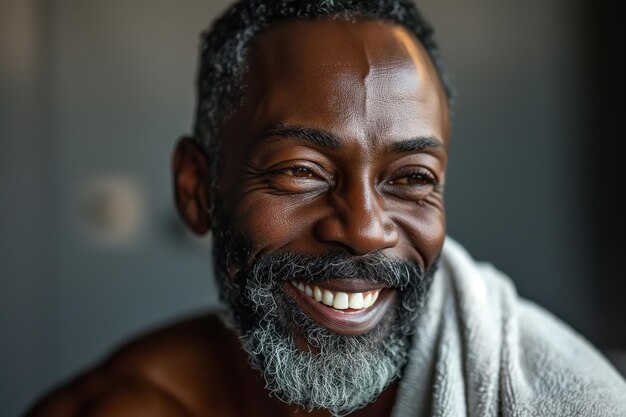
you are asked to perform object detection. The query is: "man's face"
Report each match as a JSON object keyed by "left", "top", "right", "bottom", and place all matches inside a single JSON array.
[
  {"left": 218, "top": 18, "right": 448, "bottom": 277},
  {"left": 204, "top": 18, "right": 449, "bottom": 414}
]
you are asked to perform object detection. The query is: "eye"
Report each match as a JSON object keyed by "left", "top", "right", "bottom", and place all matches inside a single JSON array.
[
  {"left": 388, "top": 170, "right": 436, "bottom": 186},
  {"left": 266, "top": 163, "right": 329, "bottom": 194},
  {"left": 281, "top": 166, "right": 315, "bottom": 178},
  {"left": 385, "top": 167, "right": 438, "bottom": 199}
]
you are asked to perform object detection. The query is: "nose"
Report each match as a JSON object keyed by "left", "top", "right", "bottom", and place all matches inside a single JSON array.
[{"left": 313, "top": 182, "right": 399, "bottom": 255}]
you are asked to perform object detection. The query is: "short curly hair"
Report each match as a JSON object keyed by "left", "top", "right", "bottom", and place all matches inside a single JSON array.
[{"left": 193, "top": 0, "right": 453, "bottom": 171}]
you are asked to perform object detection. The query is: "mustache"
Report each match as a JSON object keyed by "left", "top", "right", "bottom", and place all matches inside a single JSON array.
[{"left": 243, "top": 251, "right": 425, "bottom": 290}]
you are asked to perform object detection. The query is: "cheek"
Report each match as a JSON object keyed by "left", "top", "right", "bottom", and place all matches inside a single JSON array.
[
  {"left": 395, "top": 206, "right": 446, "bottom": 269},
  {"left": 231, "top": 194, "right": 318, "bottom": 253}
]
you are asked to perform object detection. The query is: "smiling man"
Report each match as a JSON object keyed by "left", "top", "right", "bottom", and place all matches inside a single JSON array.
[{"left": 26, "top": 1, "right": 626, "bottom": 417}]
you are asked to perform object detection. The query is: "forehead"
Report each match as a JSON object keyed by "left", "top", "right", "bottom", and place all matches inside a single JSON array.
[{"left": 224, "top": 18, "right": 449, "bottom": 151}]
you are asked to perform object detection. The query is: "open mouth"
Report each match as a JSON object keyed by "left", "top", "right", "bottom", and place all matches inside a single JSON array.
[{"left": 284, "top": 279, "right": 398, "bottom": 336}]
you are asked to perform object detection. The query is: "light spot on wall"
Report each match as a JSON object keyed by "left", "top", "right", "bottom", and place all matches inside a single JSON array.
[{"left": 76, "top": 174, "right": 144, "bottom": 246}]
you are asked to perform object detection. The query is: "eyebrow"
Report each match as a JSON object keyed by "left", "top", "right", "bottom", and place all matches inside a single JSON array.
[
  {"left": 389, "top": 136, "right": 444, "bottom": 154},
  {"left": 257, "top": 123, "right": 341, "bottom": 149},
  {"left": 257, "top": 122, "right": 444, "bottom": 153}
]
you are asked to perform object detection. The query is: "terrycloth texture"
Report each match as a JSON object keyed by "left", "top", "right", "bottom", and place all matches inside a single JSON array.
[{"left": 391, "top": 237, "right": 626, "bottom": 417}]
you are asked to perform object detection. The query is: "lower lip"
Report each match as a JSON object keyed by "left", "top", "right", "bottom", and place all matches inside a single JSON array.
[{"left": 283, "top": 283, "right": 397, "bottom": 336}]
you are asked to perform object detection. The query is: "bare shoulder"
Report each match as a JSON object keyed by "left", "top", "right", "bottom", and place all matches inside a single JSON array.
[
  {"left": 25, "top": 313, "right": 241, "bottom": 417},
  {"left": 25, "top": 371, "right": 193, "bottom": 417}
]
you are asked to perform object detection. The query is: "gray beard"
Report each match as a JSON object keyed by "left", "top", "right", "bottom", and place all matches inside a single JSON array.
[{"left": 213, "top": 229, "right": 436, "bottom": 416}]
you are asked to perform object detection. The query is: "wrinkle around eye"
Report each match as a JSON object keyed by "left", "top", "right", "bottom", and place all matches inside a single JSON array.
[
  {"left": 383, "top": 180, "right": 444, "bottom": 205},
  {"left": 266, "top": 170, "right": 330, "bottom": 194},
  {"left": 238, "top": 163, "right": 330, "bottom": 195}
]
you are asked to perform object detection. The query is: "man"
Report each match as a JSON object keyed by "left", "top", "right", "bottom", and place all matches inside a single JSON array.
[{"left": 27, "top": 1, "right": 626, "bottom": 416}]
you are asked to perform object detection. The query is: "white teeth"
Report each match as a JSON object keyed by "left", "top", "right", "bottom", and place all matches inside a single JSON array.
[
  {"left": 363, "top": 293, "right": 373, "bottom": 308},
  {"left": 322, "top": 290, "right": 334, "bottom": 306},
  {"left": 290, "top": 280, "right": 382, "bottom": 311},
  {"left": 333, "top": 292, "right": 349, "bottom": 310},
  {"left": 313, "top": 286, "right": 323, "bottom": 302},
  {"left": 349, "top": 292, "right": 364, "bottom": 309}
]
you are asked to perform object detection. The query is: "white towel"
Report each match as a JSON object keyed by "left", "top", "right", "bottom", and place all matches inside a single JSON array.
[{"left": 391, "top": 237, "right": 626, "bottom": 417}]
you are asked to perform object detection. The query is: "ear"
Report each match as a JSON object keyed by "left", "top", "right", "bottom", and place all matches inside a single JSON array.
[{"left": 172, "top": 136, "right": 212, "bottom": 235}]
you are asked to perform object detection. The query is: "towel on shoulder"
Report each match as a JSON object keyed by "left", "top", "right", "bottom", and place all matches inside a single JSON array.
[{"left": 391, "top": 237, "right": 626, "bottom": 417}]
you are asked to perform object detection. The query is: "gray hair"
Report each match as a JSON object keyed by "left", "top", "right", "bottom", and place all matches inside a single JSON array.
[{"left": 216, "top": 249, "right": 436, "bottom": 415}]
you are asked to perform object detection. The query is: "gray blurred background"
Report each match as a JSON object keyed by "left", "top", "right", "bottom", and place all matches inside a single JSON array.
[{"left": 1, "top": 0, "right": 624, "bottom": 416}]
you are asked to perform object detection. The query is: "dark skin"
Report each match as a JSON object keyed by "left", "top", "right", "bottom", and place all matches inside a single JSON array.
[{"left": 26, "top": 19, "right": 450, "bottom": 417}]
